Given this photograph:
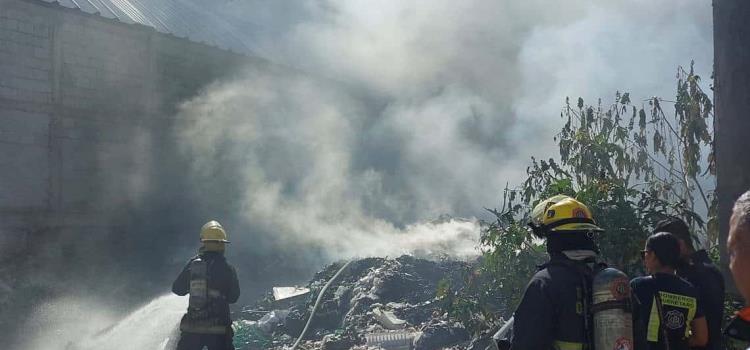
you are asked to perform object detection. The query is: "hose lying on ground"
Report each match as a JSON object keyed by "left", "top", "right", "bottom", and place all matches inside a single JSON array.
[{"left": 289, "top": 260, "right": 353, "bottom": 350}]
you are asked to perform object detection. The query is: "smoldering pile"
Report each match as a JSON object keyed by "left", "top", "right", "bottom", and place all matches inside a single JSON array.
[{"left": 234, "top": 255, "right": 492, "bottom": 350}]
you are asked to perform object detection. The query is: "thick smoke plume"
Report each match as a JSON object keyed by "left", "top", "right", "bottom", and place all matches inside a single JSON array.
[
  {"left": 176, "top": 68, "right": 485, "bottom": 261},
  {"left": 177, "top": 0, "right": 712, "bottom": 263}
]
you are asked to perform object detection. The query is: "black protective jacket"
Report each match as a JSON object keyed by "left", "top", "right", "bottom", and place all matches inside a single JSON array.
[
  {"left": 511, "top": 254, "right": 596, "bottom": 350},
  {"left": 676, "top": 250, "right": 725, "bottom": 350},
  {"left": 172, "top": 251, "right": 240, "bottom": 332}
]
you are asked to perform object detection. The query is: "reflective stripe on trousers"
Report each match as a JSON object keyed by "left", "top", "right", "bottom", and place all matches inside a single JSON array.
[{"left": 554, "top": 340, "right": 584, "bottom": 350}]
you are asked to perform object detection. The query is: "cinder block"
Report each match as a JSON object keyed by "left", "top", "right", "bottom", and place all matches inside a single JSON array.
[
  {"left": 9, "top": 30, "right": 25, "bottom": 44},
  {"left": 19, "top": 21, "right": 33, "bottom": 35},
  {"left": 0, "top": 228, "right": 29, "bottom": 258},
  {"left": 15, "top": 88, "right": 32, "bottom": 102},
  {"left": 30, "top": 68, "right": 49, "bottom": 81},
  {"left": 0, "top": 62, "right": 13, "bottom": 74},
  {"left": 32, "top": 91, "right": 51, "bottom": 103},
  {"left": 19, "top": 31, "right": 35, "bottom": 43},
  {"left": 73, "top": 66, "right": 94, "bottom": 79},
  {"left": 28, "top": 37, "right": 46, "bottom": 50},
  {"left": 0, "top": 142, "right": 50, "bottom": 208},
  {"left": 4, "top": 39, "right": 17, "bottom": 54},
  {"left": 0, "top": 86, "right": 16, "bottom": 99},
  {"left": 12, "top": 76, "right": 34, "bottom": 89},
  {"left": 0, "top": 109, "right": 50, "bottom": 145},
  {"left": 24, "top": 57, "right": 49, "bottom": 70},
  {"left": 31, "top": 81, "right": 51, "bottom": 93},
  {"left": 75, "top": 54, "right": 91, "bottom": 67},
  {"left": 33, "top": 23, "right": 48, "bottom": 38},
  {"left": 0, "top": 28, "right": 11, "bottom": 41},
  {"left": 5, "top": 18, "right": 18, "bottom": 31}
]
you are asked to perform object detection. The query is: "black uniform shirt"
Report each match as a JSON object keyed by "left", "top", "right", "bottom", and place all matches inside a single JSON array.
[
  {"left": 631, "top": 273, "right": 703, "bottom": 350},
  {"left": 676, "top": 250, "right": 725, "bottom": 350}
]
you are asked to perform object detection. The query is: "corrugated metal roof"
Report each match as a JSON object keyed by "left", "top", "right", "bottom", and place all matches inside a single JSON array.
[{"left": 40, "top": 0, "right": 254, "bottom": 54}]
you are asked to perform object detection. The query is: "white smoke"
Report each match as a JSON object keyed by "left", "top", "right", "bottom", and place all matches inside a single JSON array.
[
  {"left": 176, "top": 0, "right": 712, "bottom": 261},
  {"left": 514, "top": 1, "right": 713, "bottom": 158},
  {"left": 176, "top": 69, "right": 484, "bottom": 259}
]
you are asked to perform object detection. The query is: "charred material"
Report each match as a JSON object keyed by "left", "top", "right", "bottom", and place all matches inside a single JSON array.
[{"left": 234, "top": 255, "right": 476, "bottom": 350}]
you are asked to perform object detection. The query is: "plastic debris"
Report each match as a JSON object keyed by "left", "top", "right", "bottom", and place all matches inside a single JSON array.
[
  {"left": 257, "top": 309, "right": 290, "bottom": 334},
  {"left": 273, "top": 287, "right": 311, "bottom": 301},
  {"left": 365, "top": 331, "right": 420, "bottom": 350},
  {"left": 413, "top": 320, "right": 470, "bottom": 350},
  {"left": 373, "top": 307, "right": 406, "bottom": 330}
]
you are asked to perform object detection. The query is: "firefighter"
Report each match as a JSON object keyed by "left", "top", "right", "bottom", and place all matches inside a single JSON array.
[
  {"left": 653, "top": 217, "right": 725, "bottom": 350},
  {"left": 511, "top": 195, "right": 605, "bottom": 350},
  {"left": 172, "top": 220, "right": 240, "bottom": 350},
  {"left": 630, "top": 232, "right": 708, "bottom": 349}
]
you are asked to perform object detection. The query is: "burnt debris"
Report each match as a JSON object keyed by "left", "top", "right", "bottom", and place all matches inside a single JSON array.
[{"left": 234, "top": 255, "right": 482, "bottom": 350}]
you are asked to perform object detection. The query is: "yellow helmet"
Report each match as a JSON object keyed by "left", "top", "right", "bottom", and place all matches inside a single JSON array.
[
  {"left": 529, "top": 195, "right": 603, "bottom": 235},
  {"left": 200, "top": 220, "right": 230, "bottom": 243}
]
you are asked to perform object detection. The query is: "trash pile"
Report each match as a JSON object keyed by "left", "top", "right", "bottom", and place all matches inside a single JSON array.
[{"left": 234, "top": 255, "right": 482, "bottom": 350}]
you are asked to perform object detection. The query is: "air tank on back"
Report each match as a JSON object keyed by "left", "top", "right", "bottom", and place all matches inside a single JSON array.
[
  {"left": 188, "top": 258, "right": 208, "bottom": 310},
  {"left": 592, "top": 267, "right": 633, "bottom": 350}
]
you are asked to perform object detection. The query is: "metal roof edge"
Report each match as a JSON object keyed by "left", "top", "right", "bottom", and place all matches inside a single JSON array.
[{"left": 20, "top": 0, "right": 253, "bottom": 59}]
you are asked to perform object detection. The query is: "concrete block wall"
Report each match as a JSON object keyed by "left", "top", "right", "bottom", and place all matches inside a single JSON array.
[
  {"left": 0, "top": 2, "right": 52, "bottom": 108},
  {"left": 55, "top": 9, "right": 154, "bottom": 213},
  {"left": 0, "top": 1, "right": 54, "bottom": 262},
  {"left": 0, "top": 0, "right": 248, "bottom": 261},
  {"left": 58, "top": 13, "right": 151, "bottom": 114},
  {"left": 0, "top": 1, "right": 253, "bottom": 344}
]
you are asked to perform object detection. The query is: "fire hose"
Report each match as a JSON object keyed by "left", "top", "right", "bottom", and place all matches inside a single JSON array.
[{"left": 289, "top": 260, "right": 353, "bottom": 350}]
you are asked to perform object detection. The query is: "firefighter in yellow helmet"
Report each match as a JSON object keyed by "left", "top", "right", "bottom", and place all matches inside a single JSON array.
[
  {"left": 510, "top": 195, "right": 604, "bottom": 350},
  {"left": 172, "top": 220, "right": 240, "bottom": 350}
]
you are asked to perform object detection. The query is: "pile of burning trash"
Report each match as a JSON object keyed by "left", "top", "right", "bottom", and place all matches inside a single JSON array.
[{"left": 234, "top": 255, "right": 484, "bottom": 350}]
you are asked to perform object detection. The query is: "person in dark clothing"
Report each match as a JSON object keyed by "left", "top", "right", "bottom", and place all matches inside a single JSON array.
[
  {"left": 512, "top": 253, "right": 599, "bottom": 350},
  {"left": 511, "top": 195, "right": 605, "bottom": 350},
  {"left": 654, "top": 218, "right": 725, "bottom": 350},
  {"left": 172, "top": 220, "right": 240, "bottom": 350},
  {"left": 725, "top": 191, "right": 750, "bottom": 347},
  {"left": 631, "top": 232, "right": 708, "bottom": 350}
]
